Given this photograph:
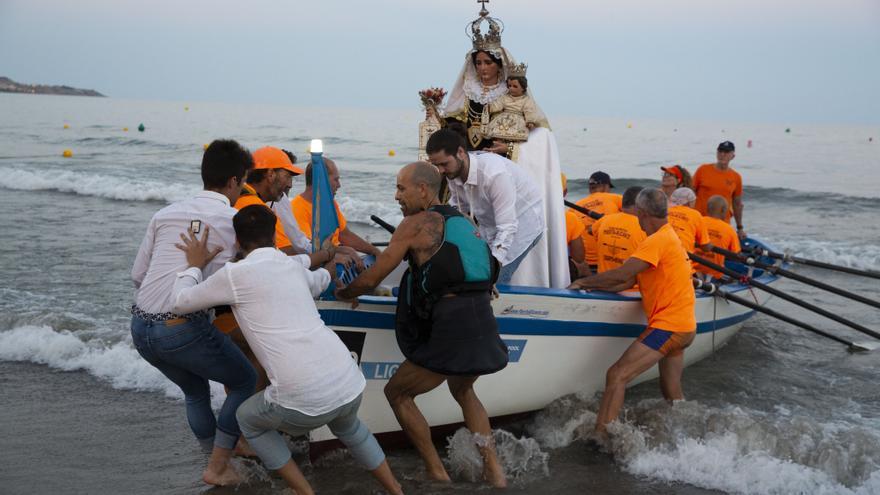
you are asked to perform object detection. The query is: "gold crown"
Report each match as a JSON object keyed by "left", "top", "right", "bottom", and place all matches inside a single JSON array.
[
  {"left": 469, "top": 1, "right": 504, "bottom": 52},
  {"left": 508, "top": 62, "right": 527, "bottom": 77}
]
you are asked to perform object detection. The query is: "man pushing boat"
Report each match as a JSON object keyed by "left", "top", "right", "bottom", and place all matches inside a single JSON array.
[
  {"left": 569, "top": 188, "right": 697, "bottom": 439},
  {"left": 336, "top": 162, "right": 509, "bottom": 488}
]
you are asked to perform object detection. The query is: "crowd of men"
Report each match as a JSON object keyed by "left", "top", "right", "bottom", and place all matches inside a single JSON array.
[{"left": 130, "top": 131, "right": 746, "bottom": 491}]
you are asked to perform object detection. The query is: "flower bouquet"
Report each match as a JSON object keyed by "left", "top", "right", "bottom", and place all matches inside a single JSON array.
[{"left": 417, "top": 87, "right": 446, "bottom": 161}]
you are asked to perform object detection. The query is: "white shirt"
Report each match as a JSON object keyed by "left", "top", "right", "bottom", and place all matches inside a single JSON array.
[
  {"left": 271, "top": 192, "right": 312, "bottom": 253},
  {"left": 448, "top": 152, "right": 545, "bottom": 265},
  {"left": 170, "top": 248, "right": 365, "bottom": 416},
  {"left": 131, "top": 190, "right": 238, "bottom": 314}
]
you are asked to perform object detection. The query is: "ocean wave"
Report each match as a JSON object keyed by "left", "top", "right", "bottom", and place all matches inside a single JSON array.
[
  {"left": 763, "top": 238, "right": 880, "bottom": 270},
  {"left": 0, "top": 166, "right": 196, "bottom": 203},
  {"left": 73, "top": 136, "right": 190, "bottom": 151},
  {"left": 336, "top": 194, "right": 403, "bottom": 229},
  {"left": 0, "top": 325, "right": 227, "bottom": 408},
  {"left": 528, "top": 394, "right": 880, "bottom": 494},
  {"left": 445, "top": 428, "right": 550, "bottom": 486}
]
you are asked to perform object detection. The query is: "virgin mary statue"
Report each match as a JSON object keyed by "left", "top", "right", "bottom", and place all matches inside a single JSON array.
[{"left": 437, "top": 6, "right": 569, "bottom": 289}]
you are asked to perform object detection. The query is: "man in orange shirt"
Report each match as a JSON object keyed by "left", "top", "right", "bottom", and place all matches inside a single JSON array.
[
  {"left": 589, "top": 186, "right": 646, "bottom": 274},
  {"left": 569, "top": 188, "right": 696, "bottom": 436},
  {"left": 667, "top": 187, "right": 711, "bottom": 255},
  {"left": 575, "top": 171, "right": 622, "bottom": 273},
  {"left": 233, "top": 146, "right": 304, "bottom": 255},
  {"left": 696, "top": 195, "right": 742, "bottom": 281},
  {"left": 291, "top": 158, "right": 381, "bottom": 271},
  {"left": 561, "top": 174, "right": 586, "bottom": 269},
  {"left": 693, "top": 141, "right": 746, "bottom": 240}
]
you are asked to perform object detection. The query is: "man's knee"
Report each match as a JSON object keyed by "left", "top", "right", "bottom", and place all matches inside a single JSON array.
[
  {"left": 605, "top": 363, "right": 629, "bottom": 387},
  {"left": 384, "top": 381, "right": 406, "bottom": 406},
  {"left": 448, "top": 379, "right": 475, "bottom": 404}
]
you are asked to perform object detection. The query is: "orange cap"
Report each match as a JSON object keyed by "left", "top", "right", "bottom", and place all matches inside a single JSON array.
[
  {"left": 252, "top": 146, "right": 304, "bottom": 174},
  {"left": 661, "top": 165, "right": 683, "bottom": 183}
]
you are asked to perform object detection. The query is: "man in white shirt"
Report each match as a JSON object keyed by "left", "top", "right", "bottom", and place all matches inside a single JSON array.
[
  {"left": 426, "top": 129, "right": 545, "bottom": 285},
  {"left": 130, "top": 139, "right": 257, "bottom": 486},
  {"left": 170, "top": 205, "right": 403, "bottom": 495}
]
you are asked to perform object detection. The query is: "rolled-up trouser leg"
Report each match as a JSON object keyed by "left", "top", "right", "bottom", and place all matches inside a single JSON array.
[
  {"left": 236, "top": 392, "right": 293, "bottom": 470},
  {"left": 326, "top": 395, "right": 385, "bottom": 470}
]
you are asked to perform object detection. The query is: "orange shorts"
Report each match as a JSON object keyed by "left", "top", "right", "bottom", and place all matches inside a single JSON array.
[{"left": 637, "top": 327, "right": 695, "bottom": 357}]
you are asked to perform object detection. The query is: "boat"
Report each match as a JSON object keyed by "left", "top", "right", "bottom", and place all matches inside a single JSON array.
[{"left": 308, "top": 238, "right": 781, "bottom": 446}]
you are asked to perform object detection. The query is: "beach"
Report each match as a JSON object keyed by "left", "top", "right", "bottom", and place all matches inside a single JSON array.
[{"left": 1, "top": 93, "right": 879, "bottom": 494}]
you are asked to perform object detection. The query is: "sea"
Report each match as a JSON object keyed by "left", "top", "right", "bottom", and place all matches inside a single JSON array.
[{"left": 1, "top": 93, "right": 879, "bottom": 495}]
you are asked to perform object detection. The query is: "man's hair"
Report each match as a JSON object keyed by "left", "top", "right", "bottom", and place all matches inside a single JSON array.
[
  {"left": 405, "top": 162, "right": 442, "bottom": 195},
  {"left": 233, "top": 204, "right": 276, "bottom": 251},
  {"left": 246, "top": 168, "right": 269, "bottom": 185},
  {"left": 707, "top": 195, "right": 729, "bottom": 217},
  {"left": 635, "top": 188, "right": 668, "bottom": 219},
  {"left": 201, "top": 139, "right": 253, "bottom": 189},
  {"left": 304, "top": 157, "right": 336, "bottom": 187},
  {"left": 426, "top": 128, "right": 466, "bottom": 156},
  {"left": 622, "top": 186, "right": 644, "bottom": 208}
]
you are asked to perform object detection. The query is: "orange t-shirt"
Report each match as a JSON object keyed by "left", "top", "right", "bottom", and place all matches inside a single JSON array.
[
  {"left": 233, "top": 185, "right": 292, "bottom": 249},
  {"left": 696, "top": 216, "right": 742, "bottom": 279},
  {"left": 565, "top": 210, "right": 586, "bottom": 244},
  {"left": 290, "top": 194, "right": 347, "bottom": 246},
  {"left": 631, "top": 223, "right": 696, "bottom": 333},
  {"left": 574, "top": 192, "right": 622, "bottom": 264},
  {"left": 693, "top": 164, "right": 743, "bottom": 221},
  {"left": 667, "top": 205, "right": 710, "bottom": 252},
  {"left": 591, "top": 212, "right": 647, "bottom": 273}
]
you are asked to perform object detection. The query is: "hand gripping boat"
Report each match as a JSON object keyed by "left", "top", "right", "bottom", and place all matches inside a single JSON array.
[{"left": 309, "top": 238, "right": 781, "bottom": 447}]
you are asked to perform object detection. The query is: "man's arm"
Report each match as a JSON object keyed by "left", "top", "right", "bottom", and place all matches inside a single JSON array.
[
  {"left": 335, "top": 217, "right": 416, "bottom": 300},
  {"left": 339, "top": 227, "right": 382, "bottom": 257},
  {"left": 170, "top": 226, "right": 234, "bottom": 314},
  {"left": 485, "top": 171, "right": 519, "bottom": 264},
  {"left": 568, "top": 257, "right": 650, "bottom": 293},
  {"left": 131, "top": 216, "right": 156, "bottom": 288},
  {"left": 732, "top": 194, "right": 745, "bottom": 239}
]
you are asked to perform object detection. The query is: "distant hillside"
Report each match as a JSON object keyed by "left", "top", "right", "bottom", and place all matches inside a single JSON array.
[{"left": 0, "top": 77, "right": 105, "bottom": 97}]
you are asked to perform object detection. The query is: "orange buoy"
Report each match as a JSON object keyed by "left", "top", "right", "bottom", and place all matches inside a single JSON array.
[
  {"left": 388, "top": 149, "right": 396, "bottom": 156},
  {"left": 62, "top": 149, "right": 73, "bottom": 158},
  {"left": 63, "top": 124, "right": 70, "bottom": 129}
]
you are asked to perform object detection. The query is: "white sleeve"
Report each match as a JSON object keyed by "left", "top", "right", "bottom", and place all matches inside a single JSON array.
[
  {"left": 485, "top": 171, "right": 518, "bottom": 264},
  {"left": 171, "top": 266, "right": 236, "bottom": 314},
  {"left": 131, "top": 216, "right": 156, "bottom": 289},
  {"left": 304, "top": 266, "right": 331, "bottom": 298},
  {"left": 273, "top": 193, "right": 311, "bottom": 253}
]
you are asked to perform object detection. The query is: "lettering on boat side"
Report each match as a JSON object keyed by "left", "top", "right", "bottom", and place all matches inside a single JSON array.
[
  {"left": 500, "top": 305, "right": 550, "bottom": 318},
  {"left": 360, "top": 340, "right": 528, "bottom": 380}
]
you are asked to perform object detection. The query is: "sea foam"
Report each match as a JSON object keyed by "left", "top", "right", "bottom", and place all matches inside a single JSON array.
[
  {"left": 528, "top": 393, "right": 880, "bottom": 494},
  {"left": 0, "top": 325, "right": 227, "bottom": 408},
  {"left": 0, "top": 166, "right": 195, "bottom": 203}
]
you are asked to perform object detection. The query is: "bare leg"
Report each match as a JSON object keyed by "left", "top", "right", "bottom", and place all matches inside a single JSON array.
[
  {"left": 448, "top": 376, "right": 507, "bottom": 488},
  {"left": 370, "top": 460, "right": 404, "bottom": 495},
  {"left": 384, "top": 360, "right": 449, "bottom": 481},
  {"left": 595, "top": 340, "right": 664, "bottom": 434},
  {"left": 658, "top": 352, "right": 685, "bottom": 401},
  {"left": 276, "top": 459, "right": 314, "bottom": 495},
  {"left": 202, "top": 446, "right": 241, "bottom": 486}
]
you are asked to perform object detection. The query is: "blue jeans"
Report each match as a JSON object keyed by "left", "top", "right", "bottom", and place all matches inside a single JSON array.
[
  {"left": 498, "top": 233, "right": 543, "bottom": 285},
  {"left": 237, "top": 393, "right": 384, "bottom": 471},
  {"left": 130, "top": 315, "right": 256, "bottom": 450}
]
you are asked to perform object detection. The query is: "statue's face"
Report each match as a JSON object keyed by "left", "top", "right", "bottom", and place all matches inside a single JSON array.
[
  {"left": 474, "top": 51, "right": 500, "bottom": 85},
  {"left": 507, "top": 78, "right": 524, "bottom": 96}
]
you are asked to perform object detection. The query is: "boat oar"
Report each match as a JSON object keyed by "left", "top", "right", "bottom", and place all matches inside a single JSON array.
[
  {"left": 694, "top": 279, "right": 877, "bottom": 352},
  {"left": 564, "top": 200, "right": 603, "bottom": 220},
  {"left": 710, "top": 246, "right": 880, "bottom": 310},
  {"left": 689, "top": 252, "right": 880, "bottom": 341},
  {"left": 745, "top": 246, "right": 880, "bottom": 280},
  {"left": 370, "top": 214, "right": 396, "bottom": 234}
]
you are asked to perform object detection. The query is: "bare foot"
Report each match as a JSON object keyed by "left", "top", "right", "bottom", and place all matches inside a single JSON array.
[
  {"left": 483, "top": 462, "right": 508, "bottom": 488},
  {"left": 426, "top": 467, "right": 451, "bottom": 482},
  {"left": 234, "top": 437, "right": 257, "bottom": 458},
  {"left": 203, "top": 463, "right": 242, "bottom": 486}
]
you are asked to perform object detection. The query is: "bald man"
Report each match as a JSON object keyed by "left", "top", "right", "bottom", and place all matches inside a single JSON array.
[{"left": 336, "top": 162, "right": 508, "bottom": 488}]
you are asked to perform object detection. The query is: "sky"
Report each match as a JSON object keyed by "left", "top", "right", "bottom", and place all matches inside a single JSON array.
[{"left": 1, "top": 0, "right": 879, "bottom": 124}]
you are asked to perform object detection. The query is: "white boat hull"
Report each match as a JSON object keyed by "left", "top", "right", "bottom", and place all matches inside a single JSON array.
[{"left": 310, "top": 274, "right": 773, "bottom": 443}]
